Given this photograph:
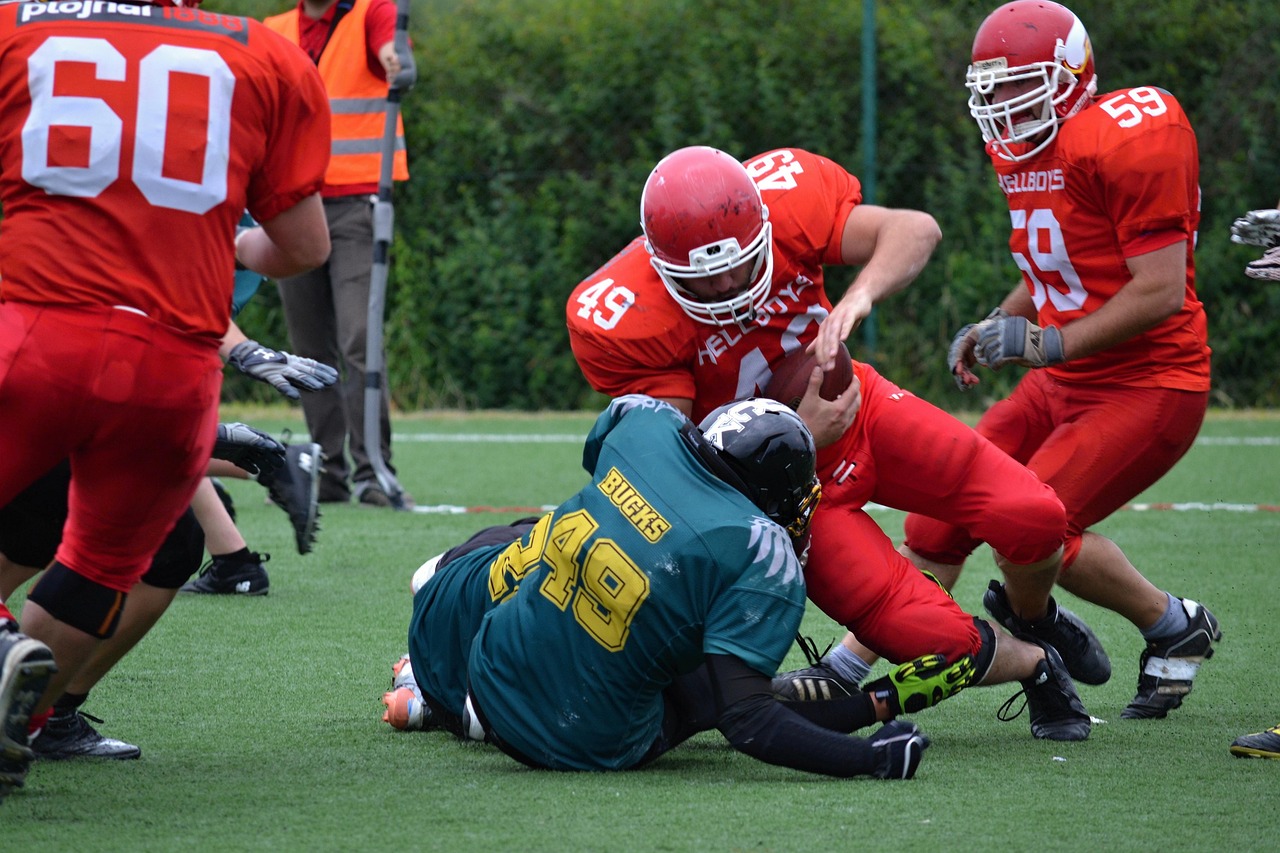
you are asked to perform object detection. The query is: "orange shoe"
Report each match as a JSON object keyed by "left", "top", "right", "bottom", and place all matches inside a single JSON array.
[
  {"left": 391, "top": 654, "right": 413, "bottom": 689},
  {"left": 381, "top": 687, "right": 429, "bottom": 731}
]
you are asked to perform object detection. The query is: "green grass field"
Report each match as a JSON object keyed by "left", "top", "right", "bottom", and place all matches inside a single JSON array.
[{"left": 5, "top": 407, "right": 1280, "bottom": 851}]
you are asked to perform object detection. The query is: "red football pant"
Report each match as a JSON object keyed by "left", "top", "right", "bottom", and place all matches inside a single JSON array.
[
  {"left": 0, "top": 303, "right": 221, "bottom": 592},
  {"left": 904, "top": 370, "right": 1208, "bottom": 571},
  {"left": 805, "top": 366, "right": 1065, "bottom": 663}
]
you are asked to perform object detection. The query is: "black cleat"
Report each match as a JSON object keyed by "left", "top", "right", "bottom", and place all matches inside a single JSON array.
[
  {"left": 1230, "top": 724, "right": 1280, "bottom": 759},
  {"left": 32, "top": 710, "right": 140, "bottom": 761},
  {"left": 998, "top": 639, "right": 1091, "bottom": 741},
  {"left": 261, "top": 442, "right": 322, "bottom": 555},
  {"left": 983, "top": 579, "right": 1111, "bottom": 685},
  {"left": 180, "top": 552, "right": 270, "bottom": 596},
  {"left": 772, "top": 659, "right": 861, "bottom": 701},
  {"left": 1122, "top": 598, "right": 1220, "bottom": 720},
  {"left": 1, "top": 624, "right": 57, "bottom": 802}
]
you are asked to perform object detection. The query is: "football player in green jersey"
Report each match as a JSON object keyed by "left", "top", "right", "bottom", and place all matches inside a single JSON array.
[{"left": 403, "top": 395, "right": 930, "bottom": 779}]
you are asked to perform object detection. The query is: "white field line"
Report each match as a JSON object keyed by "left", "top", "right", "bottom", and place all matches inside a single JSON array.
[{"left": 374, "top": 432, "right": 1279, "bottom": 514}]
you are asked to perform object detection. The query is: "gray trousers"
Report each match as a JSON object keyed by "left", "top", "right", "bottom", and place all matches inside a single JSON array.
[{"left": 277, "top": 195, "right": 393, "bottom": 494}]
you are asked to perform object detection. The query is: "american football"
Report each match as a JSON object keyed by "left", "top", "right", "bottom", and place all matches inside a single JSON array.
[{"left": 763, "top": 342, "right": 854, "bottom": 410}]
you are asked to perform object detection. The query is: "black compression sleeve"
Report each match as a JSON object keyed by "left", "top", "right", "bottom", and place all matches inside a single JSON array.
[
  {"left": 706, "top": 654, "right": 878, "bottom": 778},
  {"left": 779, "top": 692, "right": 880, "bottom": 733}
]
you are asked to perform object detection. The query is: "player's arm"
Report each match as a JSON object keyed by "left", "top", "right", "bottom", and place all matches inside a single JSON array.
[
  {"left": 1049, "top": 239, "right": 1186, "bottom": 361},
  {"left": 235, "top": 194, "right": 330, "bottom": 280},
  {"left": 810, "top": 205, "right": 941, "bottom": 371},
  {"left": 706, "top": 654, "right": 927, "bottom": 779},
  {"left": 951, "top": 241, "right": 1184, "bottom": 380}
]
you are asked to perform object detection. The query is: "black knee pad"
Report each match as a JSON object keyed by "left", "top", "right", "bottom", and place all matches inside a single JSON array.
[
  {"left": 0, "top": 460, "right": 71, "bottom": 569},
  {"left": 140, "top": 507, "right": 205, "bottom": 589},
  {"left": 27, "top": 561, "right": 125, "bottom": 638}
]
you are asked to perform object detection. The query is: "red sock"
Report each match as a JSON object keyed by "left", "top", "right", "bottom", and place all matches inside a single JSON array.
[
  {"left": 28, "top": 707, "right": 52, "bottom": 740},
  {"left": 0, "top": 602, "right": 15, "bottom": 624}
]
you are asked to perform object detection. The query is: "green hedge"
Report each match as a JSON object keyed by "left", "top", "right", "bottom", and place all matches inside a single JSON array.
[{"left": 227, "top": 0, "right": 1280, "bottom": 410}]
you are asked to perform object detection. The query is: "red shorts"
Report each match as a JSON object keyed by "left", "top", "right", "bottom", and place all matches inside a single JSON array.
[
  {"left": 0, "top": 303, "right": 222, "bottom": 592},
  {"left": 805, "top": 367, "right": 1065, "bottom": 663},
  {"left": 903, "top": 370, "right": 1207, "bottom": 570}
]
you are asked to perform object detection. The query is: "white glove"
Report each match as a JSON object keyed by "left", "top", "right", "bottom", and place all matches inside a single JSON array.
[
  {"left": 1246, "top": 246, "right": 1280, "bottom": 281},
  {"left": 1231, "top": 209, "right": 1280, "bottom": 248},
  {"left": 227, "top": 340, "right": 339, "bottom": 400}
]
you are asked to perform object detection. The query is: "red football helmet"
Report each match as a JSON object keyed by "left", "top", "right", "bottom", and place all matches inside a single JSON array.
[
  {"left": 965, "top": 1, "right": 1097, "bottom": 161},
  {"left": 640, "top": 146, "right": 774, "bottom": 328}
]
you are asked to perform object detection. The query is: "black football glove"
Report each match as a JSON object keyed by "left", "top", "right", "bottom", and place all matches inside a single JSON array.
[
  {"left": 213, "top": 422, "right": 285, "bottom": 477},
  {"left": 227, "top": 340, "right": 339, "bottom": 400},
  {"left": 869, "top": 720, "right": 930, "bottom": 780}
]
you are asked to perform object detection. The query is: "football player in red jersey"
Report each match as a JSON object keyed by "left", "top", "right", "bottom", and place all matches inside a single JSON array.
[
  {"left": 908, "top": 0, "right": 1220, "bottom": 721},
  {"left": 568, "top": 145, "right": 1101, "bottom": 742},
  {"left": 0, "top": 0, "right": 331, "bottom": 800}
]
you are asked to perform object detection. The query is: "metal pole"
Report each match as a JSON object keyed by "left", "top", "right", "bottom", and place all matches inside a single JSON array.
[
  {"left": 364, "top": 0, "right": 417, "bottom": 509},
  {"left": 860, "top": 0, "right": 879, "bottom": 360}
]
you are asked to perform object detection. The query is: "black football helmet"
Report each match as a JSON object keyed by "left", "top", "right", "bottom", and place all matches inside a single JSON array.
[{"left": 694, "top": 398, "right": 821, "bottom": 538}]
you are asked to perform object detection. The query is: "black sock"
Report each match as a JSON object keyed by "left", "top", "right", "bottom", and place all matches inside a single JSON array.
[
  {"left": 213, "top": 547, "right": 253, "bottom": 564},
  {"left": 54, "top": 691, "right": 89, "bottom": 716}
]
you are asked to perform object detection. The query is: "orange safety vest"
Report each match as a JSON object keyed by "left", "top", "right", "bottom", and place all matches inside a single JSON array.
[{"left": 264, "top": 0, "right": 409, "bottom": 188}]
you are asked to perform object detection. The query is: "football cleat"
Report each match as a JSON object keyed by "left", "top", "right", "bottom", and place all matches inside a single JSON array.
[
  {"left": 1230, "top": 724, "right": 1280, "bottom": 759},
  {"left": 998, "top": 639, "right": 1091, "bottom": 741},
  {"left": 391, "top": 654, "right": 416, "bottom": 692},
  {"left": 983, "top": 579, "right": 1111, "bottom": 685},
  {"left": 31, "top": 710, "right": 140, "bottom": 761},
  {"left": 1122, "top": 598, "right": 1221, "bottom": 719},
  {"left": 772, "top": 659, "right": 860, "bottom": 702},
  {"left": 771, "top": 635, "right": 860, "bottom": 701},
  {"left": 381, "top": 688, "right": 430, "bottom": 732},
  {"left": 180, "top": 552, "right": 270, "bottom": 596},
  {"left": 261, "top": 441, "right": 322, "bottom": 555},
  {"left": 1, "top": 625, "right": 58, "bottom": 801}
]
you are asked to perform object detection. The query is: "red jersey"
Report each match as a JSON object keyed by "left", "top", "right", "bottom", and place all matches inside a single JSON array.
[
  {"left": 0, "top": 2, "right": 330, "bottom": 340},
  {"left": 568, "top": 148, "right": 861, "bottom": 427},
  {"left": 988, "top": 85, "right": 1210, "bottom": 390}
]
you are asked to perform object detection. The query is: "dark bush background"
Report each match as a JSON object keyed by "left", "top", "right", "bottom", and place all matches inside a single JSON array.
[{"left": 228, "top": 0, "right": 1280, "bottom": 411}]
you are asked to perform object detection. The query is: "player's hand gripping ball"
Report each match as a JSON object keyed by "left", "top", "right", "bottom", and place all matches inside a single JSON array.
[{"left": 763, "top": 342, "right": 854, "bottom": 410}]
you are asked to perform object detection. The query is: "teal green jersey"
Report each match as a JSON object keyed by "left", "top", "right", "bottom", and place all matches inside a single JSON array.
[
  {"left": 468, "top": 396, "right": 807, "bottom": 770},
  {"left": 407, "top": 540, "right": 507, "bottom": 717}
]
